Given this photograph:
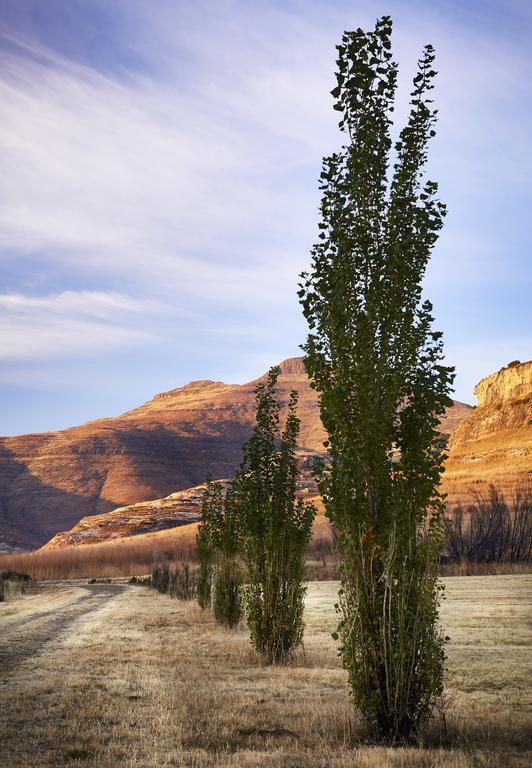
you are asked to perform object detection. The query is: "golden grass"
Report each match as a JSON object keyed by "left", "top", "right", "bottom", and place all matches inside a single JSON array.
[
  {"left": 1, "top": 530, "right": 529, "bottom": 582},
  {"left": 0, "top": 530, "right": 197, "bottom": 580},
  {"left": 0, "top": 510, "right": 334, "bottom": 581},
  {"left": 0, "top": 576, "right": 530, "bottom": 766}
]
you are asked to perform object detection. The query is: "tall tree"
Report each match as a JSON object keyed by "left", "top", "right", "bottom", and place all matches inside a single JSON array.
[
  {"left": 236, "top": 368, "right": 316, "bottom": 663},
  {"left": 299, "top": 17, "right": 454, "bottom": 743}
]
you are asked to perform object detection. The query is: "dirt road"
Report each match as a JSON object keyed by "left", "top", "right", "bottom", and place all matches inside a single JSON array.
[
  {"left": 0, "top": 582, "right": 141, "bottom": 768},
  {"left": 0, "top": 583, "right": 128, "bottom": 676}
]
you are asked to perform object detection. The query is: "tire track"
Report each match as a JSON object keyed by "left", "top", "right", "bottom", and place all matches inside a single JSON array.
[{"left": 0, "top": 584, "right": 127, "bottom": 677}]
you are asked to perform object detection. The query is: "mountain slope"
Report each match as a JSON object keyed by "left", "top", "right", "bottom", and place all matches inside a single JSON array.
[{"left": 0, "top": 357, "right": 471, "bottom": 550}]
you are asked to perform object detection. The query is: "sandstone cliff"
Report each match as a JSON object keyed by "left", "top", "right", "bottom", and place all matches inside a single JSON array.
[
  {"left": 442, "top": 360, "right": 531, "bottom": 504},
  {"left": 0, "top": 357, "right": 470, "bottom": 550}
]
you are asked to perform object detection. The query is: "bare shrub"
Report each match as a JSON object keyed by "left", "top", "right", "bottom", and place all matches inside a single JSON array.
[
  {"left": 168, "top": 561, "right": 197, "bottom": 600},
  {"left": 445, "top": 483, "right": 531, "bottom": 564},
  {"left": 151, "top": 559, "right": 197, "bottom": 600},
  {"left": 151, "top": 560, "right": 171, "bottom": 593}
]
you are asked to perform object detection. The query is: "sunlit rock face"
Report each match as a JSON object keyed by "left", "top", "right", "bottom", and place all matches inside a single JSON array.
[
  {"left": 442, "top": 361, "right": 531, "bottom": 505},
  {"left": 40, "top": 481, "right": 227, "bottom": 550}
]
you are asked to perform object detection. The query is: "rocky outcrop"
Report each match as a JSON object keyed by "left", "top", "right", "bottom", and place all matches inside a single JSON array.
[
  {"left": 475, "top": 360, "right": 531, "bottom": 409},
  {"left": 0, "top": 357, "right": 471, "bottom": 550},
  {"left": 41, "top": 481, "right": 228, "bottom": 549},
  {"left": 442, "top": 360, "right": 531, "bottom": 505}
]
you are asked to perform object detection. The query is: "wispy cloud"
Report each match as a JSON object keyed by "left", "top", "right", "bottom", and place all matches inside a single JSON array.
[
  {"left": 0, "top": 291, "right": 158, "bottom": 360},
  {"left": 1, "top": 4, "right": 528, "bottom": 292},
  {"left": 0, "top": 20, "right": 332, "bottom": 286},
  {"left": 0, "top": 0, "right": 529, "bottom": 429}
]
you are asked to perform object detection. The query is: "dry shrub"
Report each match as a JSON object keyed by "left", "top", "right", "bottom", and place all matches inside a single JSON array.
[
  {"left": 169, "top": 561, "right": 197, "bottom": 600},
  {"left": 445, "top": 483, "right": 531, "bottom": 565},
  {"left": 151, "top": 560, "right": 171, "bottom": 593},
  {"left": 152, "top": 559, "right": 197, "bottom": 600}
]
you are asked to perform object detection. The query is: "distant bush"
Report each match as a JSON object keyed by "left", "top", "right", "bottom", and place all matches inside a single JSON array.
[
  {"left": 1, "top": 570, "right": 31, "bottom": 582},
  {"left": 151, "top": 560, "right": 171, "bottom": 594},
  {"left": 168, "top": 562, "right": 197, "bottom": 600},
  {"left": 305, "top": 536, "right": 336, "bottom": 565},
  {"left": 0, "top": 570, "right": 32, "bottom": 601},
  {"left": 129, "top": 575, "right": 151, "bottom": 585}
]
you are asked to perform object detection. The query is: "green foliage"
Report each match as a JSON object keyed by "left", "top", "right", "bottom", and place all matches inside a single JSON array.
[
  {"left": 200, "top": 478, "right": 242, "bottom": 628},
  {"left": 196, "top": 520, "right": 213, "bottom": 610},
  {"left": 299, "top": 16, "right": 454, "bottom": 744},
  {"left": 212, "top": 550, "right": 242, "bottom": 629},
  {"left": 236, "top": 368, "right": 316, "bottom": 663}
]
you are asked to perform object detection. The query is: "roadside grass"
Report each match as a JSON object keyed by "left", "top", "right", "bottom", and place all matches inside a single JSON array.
[{"left": 1, "top": 576, "right": 530, "bottom": 767}]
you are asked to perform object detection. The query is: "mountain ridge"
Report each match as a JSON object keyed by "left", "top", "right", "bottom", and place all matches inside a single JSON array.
[{"left": 0, "top": 356, "right": 487, "bottom": 551}]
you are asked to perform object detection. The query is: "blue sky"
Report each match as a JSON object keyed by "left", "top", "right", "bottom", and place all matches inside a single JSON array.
[{"left": 0, "top": 0, "right": 530, "bottom": 435}]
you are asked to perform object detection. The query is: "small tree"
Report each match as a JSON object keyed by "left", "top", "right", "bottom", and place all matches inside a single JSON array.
[
  {"left": 200, "top": 479, "right": 242, "bottom": 628},
  {"left": 236, "top": 368, "right": 316, "bottom": 663},
  {"left": 299, "top": 17, "right": 454, "bottom": 743}
]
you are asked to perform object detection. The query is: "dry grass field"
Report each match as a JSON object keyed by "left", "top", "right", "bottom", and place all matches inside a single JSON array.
[{"left": 0, "top": 576, "right": 530, "bottom": 767}]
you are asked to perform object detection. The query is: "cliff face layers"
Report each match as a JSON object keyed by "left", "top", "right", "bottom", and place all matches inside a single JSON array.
[
  {"left": 0, "top": 357, "right": 471, "bottom": 550},
  {"left": 41, "top": 482, "right": 225, "bottom": 549},
  {"left": 442, "top": 361, "right": 531, "bottom": 505}
]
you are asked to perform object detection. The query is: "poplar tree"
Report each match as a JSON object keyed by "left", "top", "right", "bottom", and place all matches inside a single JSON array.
[
  {"left": 299, "top": 17, "right": 454, "bottom": 743},
  {"left": 236, "top": 368, "right": 316, "bottom": 663}
]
